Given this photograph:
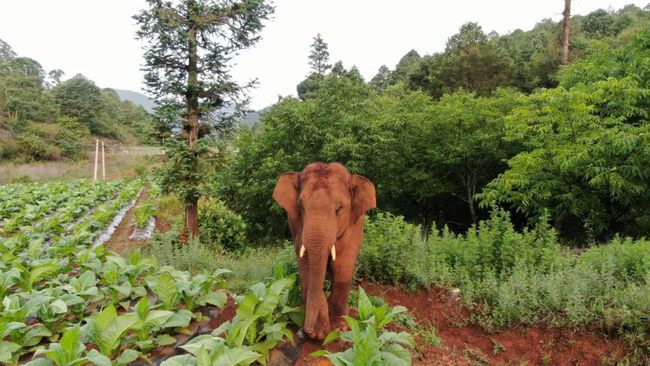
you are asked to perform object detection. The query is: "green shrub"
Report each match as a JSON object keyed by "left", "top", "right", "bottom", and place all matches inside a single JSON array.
[
  {"left": 146, "top": 229, "right": 296, "bottom": 292},
  {"left": 133, "top": 202, "right": 156, "bottom": 229},
  {"left": 56, "top": 116, "right": 89, "bottom": 160},
  {"left": 358, "top": 212, "right": 429, "bottom": 289},
  {"left": 146, "top": 230, "right": 220, "bottom": 273},
  {"left": 357, "top": 209, "right": 650, "bottom": 338},
  {"left": 16, "top": 134, "right": 61, "bottom": 161},
  {"left": 198, "top": 198, "right": 247, "bottom": 252}
]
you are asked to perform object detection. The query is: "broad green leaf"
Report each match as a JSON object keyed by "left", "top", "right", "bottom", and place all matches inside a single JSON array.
[
  {"left": 213, "top": 347, "right": 261, "bottom": 366},
  {"left": 196, "top": 346, "right": 211, "bottom": 366},
  {"left": 49, "top": 299, "right": 68, "bottom": 314},
  {"left": 0, "top": 340, "right": 20, "bottom": 363},
  {"left": 60, "top": 325, "right": 83, "bottom": 362},
  {"left": 115, "top": 349, "right": 141, "bottom": 365},
  {"left": 156, "top": 334, "right": 177, "bottom": 346},
  {"left": 181, "top": 335, "right": 224, "bottom": 356},
  {"left": 145, "top": 310, "right": 175, "bottom": 327},
  {"left": 160, "top": 354, "right": 197, "bottom": 366},
  {"left": 197, "top": 290, "right": 227, "bottom": 308},
  {"left": 163, "top": 309, "right": 192, "bottom": 328},
  {"left": 378, "top": 331, "right": 415, "bottom": 347},
  {"left": 323, "top": 330, "right": 341, "bottom": 345},
  {"left": 86, "top": 349, "right": 112, "bottom": 366},
  {"left": 28, "top": 263, "right": 59, "bottom": 289}
]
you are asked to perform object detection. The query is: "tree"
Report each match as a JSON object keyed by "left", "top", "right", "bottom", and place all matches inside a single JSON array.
[
  {"left": 134, "top": 0, "right": 273, "bottom": 237},
  {"left": 47, "top": 69, "right": 64, "bottom": 87},
  {"left": 370, "top": 65, "right": 392, "bottom": 90},
  {"left": 392, "top": 50, "right": 421, "bottom": 85},
  {"left": 53, "top": 74, "right": 102, "bottom": 132},
  {"left": 308, "top": 33, "right": 331, "bottom": 75},
  {"left": 0, "top": 57, "right": 51, "bottom": 122},
  {"left": 561, "top": 0, "right": 571, "bottom": 65},
  {"left": 0, "top": 38, "right": 16, "bottom": 62},
  {"left": 296, "top": 72, "right": 321, "bottom": 100},
  {"left": 438, "top": 23, "right": 513, "bottom": 96}
]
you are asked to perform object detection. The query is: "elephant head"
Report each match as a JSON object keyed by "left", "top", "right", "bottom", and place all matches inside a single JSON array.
[{"left": 273, "top": 162, "right": 376, "bottom": 339}]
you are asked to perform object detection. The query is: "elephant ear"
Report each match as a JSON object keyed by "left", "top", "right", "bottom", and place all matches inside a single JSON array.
[
  {"left": 273, "top": 172, "right": 300, "bottom": 220},
  {"left": 350, "top": 175, "right": 376, "bottom": 223}
]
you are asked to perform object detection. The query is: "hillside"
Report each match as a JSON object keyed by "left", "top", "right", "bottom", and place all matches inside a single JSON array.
[{"left": 111, "top": 88, "right": 157, "bottom": 113}]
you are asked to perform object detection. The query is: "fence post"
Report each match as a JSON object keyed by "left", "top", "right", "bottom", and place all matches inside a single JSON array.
[
  {"left": 93, "top": 139, "right": 99, "bottom": 182},
  {"left": 101, "top": 141, "right": 106, "bottom": 180}
]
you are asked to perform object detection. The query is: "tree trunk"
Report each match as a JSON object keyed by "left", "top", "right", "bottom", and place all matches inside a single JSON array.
[
  {"left": 561, "top": 0, "right": 571, "bottom": 65},
  {"left": 185, "top": 7, "right": 200, "bottom": 238},
  {"left": 185, "top": 200, "right": 199, "bottom": 238}
]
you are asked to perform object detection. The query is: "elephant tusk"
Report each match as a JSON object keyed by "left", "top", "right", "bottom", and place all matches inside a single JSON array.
[
  {"left": 300, "top": 244, "right": 306, "bottom": 258},
  {"left": 331, "top": 246, "right": 336, "bottom": 261}
]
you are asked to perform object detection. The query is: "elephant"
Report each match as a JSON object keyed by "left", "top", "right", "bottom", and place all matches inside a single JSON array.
[{"left": 273, "top": 162, "right": 376, "bottom": 340}]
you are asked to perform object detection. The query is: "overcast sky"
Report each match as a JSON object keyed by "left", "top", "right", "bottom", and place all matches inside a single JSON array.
[{"left": 0, "top": 0, "right": 647, "bottom": 110}]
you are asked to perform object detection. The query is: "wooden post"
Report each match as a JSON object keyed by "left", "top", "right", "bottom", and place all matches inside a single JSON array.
[
  {"left": 101, "top": 141, "right": 106, "bottom": 180},
  {"left": 93, "top": 139, "right": 99, "bottom": 182}
]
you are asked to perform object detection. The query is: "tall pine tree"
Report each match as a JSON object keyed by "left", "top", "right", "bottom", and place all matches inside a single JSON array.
[
  {"left": 308, "top": 33, "right": 331, "bottom": 75},
  {"left": 135, "top": 0, "right": 273, "bottom": 237}
]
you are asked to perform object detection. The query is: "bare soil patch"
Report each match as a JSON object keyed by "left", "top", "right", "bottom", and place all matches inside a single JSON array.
[{"left": 104, "top": 188, "right": 149, "bottom": 255}]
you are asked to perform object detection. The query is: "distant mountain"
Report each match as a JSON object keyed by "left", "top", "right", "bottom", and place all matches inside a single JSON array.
[
  {"left": 109, "top": 88, "right": 271, "bottom": 127},
  {"left": 111, "top": 89, "right": 157, "bottom": 113},
  {"left": 240, "top": 106, "right": 271, "bottom": 128}
]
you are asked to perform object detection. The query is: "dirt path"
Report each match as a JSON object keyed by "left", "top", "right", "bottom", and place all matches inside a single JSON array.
[{"left": 104, "top": 188, "right": 149, "bottom": 255}]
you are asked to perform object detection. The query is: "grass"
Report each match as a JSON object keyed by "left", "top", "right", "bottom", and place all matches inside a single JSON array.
[
  {"left": 144, "top": 228, "right": 296, "bottom": 293},
  {"left": 0, "top": 152, "right": 159, "bottom": 184}
]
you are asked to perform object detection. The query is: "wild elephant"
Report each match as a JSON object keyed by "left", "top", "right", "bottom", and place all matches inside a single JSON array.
[{"left": 273, "top": 162, "right": 376, "bottom": 340}]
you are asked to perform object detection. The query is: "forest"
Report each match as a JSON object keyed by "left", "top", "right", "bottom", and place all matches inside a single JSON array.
[{"left": 0, "top": 40, "right": 157, "bottom": 161}]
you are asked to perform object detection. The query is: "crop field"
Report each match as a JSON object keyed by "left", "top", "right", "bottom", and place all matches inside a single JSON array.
[
  {"left": 0, "top": 180, "right": 297, "bottom": 365},
  {"left": 1, "top": 180, "right": 415, "bottom": 366}
]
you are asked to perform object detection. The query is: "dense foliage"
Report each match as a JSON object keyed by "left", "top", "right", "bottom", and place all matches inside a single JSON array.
[
  {"left": 0, "top": 42, "right": 157, "bottom": 162},
  {"left": 358, "top": 211, "right": 650, "bottom": 339},
  {"left": 218, "top": 5, "right": 650, "bottom": 243}
]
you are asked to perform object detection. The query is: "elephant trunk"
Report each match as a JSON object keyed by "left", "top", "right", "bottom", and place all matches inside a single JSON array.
[{"left": 302, "top": 220, "right": 334, "bottom": 338}]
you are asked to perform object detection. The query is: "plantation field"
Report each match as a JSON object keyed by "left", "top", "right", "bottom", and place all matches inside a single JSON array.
[{"left": 0, "top": 180, "right": 301, "bottom": 365}]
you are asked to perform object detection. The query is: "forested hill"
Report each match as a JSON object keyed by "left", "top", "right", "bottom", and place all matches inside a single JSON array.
[
  {"left": 0, "top": 39, "right": 158, "bottom": 162},
  {"left": 112, "top": 89, "right": 157, "bottom": 114}
]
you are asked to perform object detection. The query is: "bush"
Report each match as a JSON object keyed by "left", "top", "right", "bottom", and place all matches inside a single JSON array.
[
  {"left": 358, "top": 212, "right": 429, "bottom": 290},
  {"left": 357, "top": 209, "right": 650, "bottom": 337},
  {"left": 198, "top": 198, "right": 247, "bottom": 252},
  {"left": 146, "top": 230, "right": 220, "bottom": 274},
  {"left": 16, "top": 134, "right": 61, "bottom": 161},
  {"left": 56, "top": 116, "right": 89, "bottom": 160}
]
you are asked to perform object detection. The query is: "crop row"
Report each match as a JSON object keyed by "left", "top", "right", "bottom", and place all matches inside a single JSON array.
[
  {"left": 0, "top": 180, "right": 300, "bottom": 365},
  {"left": 1, "top": 181, "right": 124, "bottom": 236}
]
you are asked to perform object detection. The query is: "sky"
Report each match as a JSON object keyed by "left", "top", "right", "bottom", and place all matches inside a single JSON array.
[{"left": 0, "top": 0, "right": 647, "bottom": 110}]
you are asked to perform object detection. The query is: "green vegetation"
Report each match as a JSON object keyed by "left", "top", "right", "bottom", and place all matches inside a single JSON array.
[
  {"left": 0, "top": 42, "right": 157, "bottom": 163},
  {"left": 0, "top": 179, "right": 304, "bottom": 365},
  {"left": 313, "top": 287, "right": 415, "bottom": 365},
  {"left": 358, "top": 211, "right": 650, "bottom": 343},
  {"left": 219, "top": 5, "right": 650, "bottom": 243}
]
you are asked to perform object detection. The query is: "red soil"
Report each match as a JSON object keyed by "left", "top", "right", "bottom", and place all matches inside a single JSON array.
[{"left": 360, "top": 281, "right": 628, "bottom": 366}]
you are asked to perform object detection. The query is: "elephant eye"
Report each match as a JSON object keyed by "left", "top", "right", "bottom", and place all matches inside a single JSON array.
[{"left": 336, "top": 205, "right": 343, "bottom": 215}]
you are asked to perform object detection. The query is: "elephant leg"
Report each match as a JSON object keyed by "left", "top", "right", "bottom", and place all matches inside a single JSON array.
[
  {"left": 328, "top": 250, "right": 356, "bottom": 331},
  {"left": 297, "top": 250, "right": 309, "bottom": 306}
]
